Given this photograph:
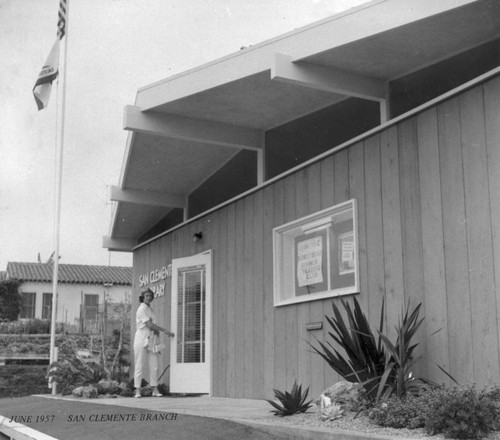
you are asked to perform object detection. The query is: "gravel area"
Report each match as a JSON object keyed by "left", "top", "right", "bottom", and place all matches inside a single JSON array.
[{"left": 259, "top": 408, "right": 500, "bottom": 440}]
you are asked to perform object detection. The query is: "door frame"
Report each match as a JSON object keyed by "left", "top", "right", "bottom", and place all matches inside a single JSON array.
[{"left": 169, "top": 250, "right": 212, "bottom": 395}]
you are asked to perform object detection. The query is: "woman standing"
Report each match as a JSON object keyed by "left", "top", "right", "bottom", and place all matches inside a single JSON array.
[{"left": 133, "top": 288, "right": 174, "bottom": 398}]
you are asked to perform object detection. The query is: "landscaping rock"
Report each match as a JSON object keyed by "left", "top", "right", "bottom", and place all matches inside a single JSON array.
[
  {"left": 81, "top": 385, "right": 98, "bottom": 398},
  {"left": 96, "top": 379, "right": 121, "bottom": 395},
  {"left": 316, "top": 381, "right": 362, "bottom": 410},
  {"left": 72, "top": 386, "right": 84, "bottom": 397}
]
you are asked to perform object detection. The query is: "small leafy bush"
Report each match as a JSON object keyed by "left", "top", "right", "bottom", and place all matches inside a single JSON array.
[
  {"left": 0, "top": 319, "right": 52, "bottom": 334},
  {"left": 425, "top": 386, "right": 498, "bottom": 439},
  {"left": 267, "top": 380, "right": 313, "bottom": 416},
  {"left": 0, "top": 365, "right": 50, "bottom": 398},
  {"left": 368, "top": 386, "right": 443, "bottom": 429},
  {"left": 47, "top": 339, "right": 105, "bottom": 394}
]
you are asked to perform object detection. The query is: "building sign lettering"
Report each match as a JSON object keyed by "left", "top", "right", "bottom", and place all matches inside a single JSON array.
[{"left": 138, "top": 266, "right": 170, "bottom": 297}]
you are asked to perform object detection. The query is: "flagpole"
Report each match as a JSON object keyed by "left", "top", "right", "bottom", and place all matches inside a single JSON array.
[{"left": 49, "top": 0, "right": 69, "bottom": 395}]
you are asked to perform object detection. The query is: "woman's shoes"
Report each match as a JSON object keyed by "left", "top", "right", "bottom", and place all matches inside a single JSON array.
[
  {"left": 152, "top": 392, "right": 163, "bottom": 397},
  {"left": 134, "top": 389, "right": 141, "bottom": 398}
]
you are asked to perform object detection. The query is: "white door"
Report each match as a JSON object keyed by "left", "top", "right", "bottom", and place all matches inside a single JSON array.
[{"left": 170, "top": 251, "right": 212, "bottom": 394}]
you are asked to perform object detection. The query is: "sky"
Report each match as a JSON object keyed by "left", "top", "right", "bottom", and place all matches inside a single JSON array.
[{"left": 0, "top": 0, "right": 370, "bottom": 270}]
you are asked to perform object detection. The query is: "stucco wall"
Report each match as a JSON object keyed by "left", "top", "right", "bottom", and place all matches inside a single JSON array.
[{"left": 19, "top": 282, "right": 131, "bottom": 331}]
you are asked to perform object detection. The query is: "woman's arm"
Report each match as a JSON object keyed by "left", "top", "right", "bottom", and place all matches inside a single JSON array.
[{"left": 145, "top": 320, "right": 174, "bottom": 337}]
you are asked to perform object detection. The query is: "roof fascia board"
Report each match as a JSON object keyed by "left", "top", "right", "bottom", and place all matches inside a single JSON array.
[
  {"left": 118, "top": 131, "right": 135, "bottom": 188},
  {"left": 271, "top": 53, "right": 386, "bottom": 101},
  {"left": 109, "top": 131, "right": 136, "bottom": 237},
  {"left": 135, "top": 0, "right": 475, "bottom": 110},
  {"left": 124, "top": 105, "right": 264, "bottom": 151},
  {"left": 102, "top": 236, "right": 136, "bottom": 252},
  {"left": 108, "top": 200, "right": 119, "bottom": 236},
  {"left": 290, "top": 0, "right": 478, "bottom": 62},
  {"left": 110, "top": 186, "right": 186, "bottom": 208}
]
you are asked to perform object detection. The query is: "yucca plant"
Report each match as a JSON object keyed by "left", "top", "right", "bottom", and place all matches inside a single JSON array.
[
  {"left": 266, "top": 380, "right": 313, "bottom": 416},
  {"left": 309, "top": 296, "right": 387, "bottom": 401},
  {"left": 378, "top": 301, "right": 427, "bottom": 398},
  {"left": 310, "top": 296, "right": 450, "bottom": 401}
]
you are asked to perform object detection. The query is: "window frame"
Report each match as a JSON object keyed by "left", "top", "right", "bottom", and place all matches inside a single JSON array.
[
  {"left": 19, "top": 292, "right": 36, "bottom": 319},
  {"left": 42, "top": 293, "right": 53, "bottom": 320},
  {"left": 272, "top": 199, "right": 359, "bottom": 307}
]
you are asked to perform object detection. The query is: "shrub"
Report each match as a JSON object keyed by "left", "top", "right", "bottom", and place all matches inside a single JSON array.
[
  {"left": 0, "top": 365, "right": 50, "bottom": 398},
  {"left": 368, "top": 386, "right": 443, "bottom": 429},
  {"left": 47, "top": 339, "right": 106, "bottom": 394},
  {"left": 120, "top": 388, "right": 134, "bottom": 397},
  {"left": 0, "top": 319, "right": 64, "bottom": 335},
  {"left": 425, "top": 386, "right": 498, "bottom": 439},
  {"left": 267, "top": 380, "right": 313, "bottom": 416},
  {"left": 157, "top": 383, "right": 169, "bottom": 396}
]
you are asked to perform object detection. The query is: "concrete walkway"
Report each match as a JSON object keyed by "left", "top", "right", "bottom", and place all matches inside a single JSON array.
[{"left": 35, "top": 394, "right": 396, "bottom": 440}]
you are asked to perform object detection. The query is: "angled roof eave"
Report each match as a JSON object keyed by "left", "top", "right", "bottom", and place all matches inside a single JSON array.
[{"left": 134, "top": 0, "right": 478, "bottom": 111}]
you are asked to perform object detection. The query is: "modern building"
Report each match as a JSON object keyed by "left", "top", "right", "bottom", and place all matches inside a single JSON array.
[
  {"left": 104, "top": 0, "right": 500, "bottom": 399},
  {"left": 6, "top": 262, "right": 132, "bottom": 334}
]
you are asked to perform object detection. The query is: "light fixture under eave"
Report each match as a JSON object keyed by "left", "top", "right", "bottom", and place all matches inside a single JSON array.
[{"left": 193, "top": 232, "right": 203, "bottom": 242}]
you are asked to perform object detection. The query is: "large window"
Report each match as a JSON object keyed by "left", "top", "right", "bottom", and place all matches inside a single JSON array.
[
  {"left": 273, "top": 199, "right": 359, "bottom": 306},
  {"left": 19, "top": 292, "right": 36, "bottom": 319}
]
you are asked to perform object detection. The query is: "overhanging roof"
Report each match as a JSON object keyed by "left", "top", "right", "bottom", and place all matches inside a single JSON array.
[{"left": 104, "top": 0, "right": 500, "bottom": 251}]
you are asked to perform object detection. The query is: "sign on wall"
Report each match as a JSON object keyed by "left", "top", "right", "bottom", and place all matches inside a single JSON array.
[{"left": 138, "top": 265, "right": 171, "bottom": 297}]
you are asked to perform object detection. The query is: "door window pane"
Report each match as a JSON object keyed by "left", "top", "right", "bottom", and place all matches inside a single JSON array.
[{"left": 176, "top": 267, "right": 206, "bottom": 363}]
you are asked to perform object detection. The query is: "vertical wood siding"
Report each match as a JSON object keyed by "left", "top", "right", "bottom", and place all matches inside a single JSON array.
[{"left": 133, "top": 75, "right": 500, "bottom": 399}]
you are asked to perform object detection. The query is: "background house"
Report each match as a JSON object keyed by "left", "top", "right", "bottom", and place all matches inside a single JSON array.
[
  {"left": 104, "top": 0, "right": 500, "bottom": 399},
  {"left": 5, "top": 262, "right": 132, "bottom": 334}
]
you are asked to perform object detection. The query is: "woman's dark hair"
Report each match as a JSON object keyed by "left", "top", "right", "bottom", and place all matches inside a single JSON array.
[{"left": 138, "top": 295, "right": 144, "bottom": 303}]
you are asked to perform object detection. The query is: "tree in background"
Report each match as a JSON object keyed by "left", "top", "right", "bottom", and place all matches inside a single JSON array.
[
  {"left": 97, "top": 296, "right": 131, "bottom": 380},
  {"left": 0, "top": 279, "right": 21, "bottom": 321}
]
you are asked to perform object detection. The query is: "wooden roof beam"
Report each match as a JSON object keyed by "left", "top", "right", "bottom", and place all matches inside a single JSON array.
[
  {"left": 110, "top": 186, "right": 185, "bottom": 209},
  {"left": 102, "top": 236, "right": 136, "bottom": 252},
  {"left": 124, "top": 105, "right": 264, "bottom": 151},
  {"left": 271, "top": 53, "right": 387, "bottom": 102}
]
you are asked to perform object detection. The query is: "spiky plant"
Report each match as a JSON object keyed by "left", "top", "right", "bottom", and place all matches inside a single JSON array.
[
  {"left": 310, "top": 297, "right": 455, "bottom": 402},
  {"left": 309, "top": 296, "right": 387, "bottom": 401},
  {"left": 266, "top": 380, "right": 313, "bottom": 416}
]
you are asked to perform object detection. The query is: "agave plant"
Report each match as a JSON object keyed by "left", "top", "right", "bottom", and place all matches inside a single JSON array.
[
  {"left": 309, "top": 296, "right": 387, "bottom": 401},
  {"left": 266, "top": 380, "right": 313, "bottom": 416}
]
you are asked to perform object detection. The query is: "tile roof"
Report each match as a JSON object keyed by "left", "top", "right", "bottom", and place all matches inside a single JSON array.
[{"left": 6, "top": 262, "right": 132, "bottom": 286}]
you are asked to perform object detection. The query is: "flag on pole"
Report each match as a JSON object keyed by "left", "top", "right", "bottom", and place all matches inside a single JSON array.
[{"left": 33, "top": 0, "right": 67, "bottom": 111}]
